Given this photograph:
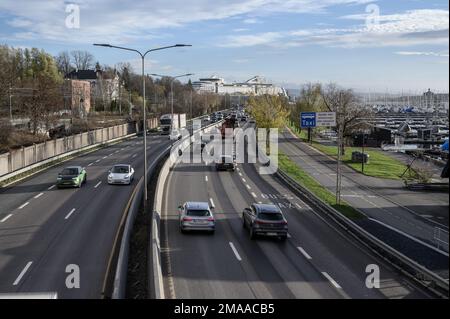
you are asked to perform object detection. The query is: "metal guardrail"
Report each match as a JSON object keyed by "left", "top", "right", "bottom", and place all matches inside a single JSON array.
[
  {"left": 276, "top": 168, "right": 449, "bottom": 298},
  {"left": 108, "top": 116, "right": 225, "bottom": 299}
]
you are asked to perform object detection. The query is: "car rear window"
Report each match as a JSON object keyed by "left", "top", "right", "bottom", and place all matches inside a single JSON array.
[
  {"left": 61, "top": 168, "right": 79, "bottom": 175},
  {"left": 112, "top": 166, "right": 129, "bottom": 173},
  {"left": 187, "top": 209, "right": 210, "bottom": 217},
  {"left": 258, "top": 212, "right": 283, "bottom": 221}
]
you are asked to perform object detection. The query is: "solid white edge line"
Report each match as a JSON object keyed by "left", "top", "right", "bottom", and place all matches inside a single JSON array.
[
  {"left": 94, "top": 181, "right": 102, "bottom": 188},
  {"left": 34, "top": 193, "right": 44, "bottom": 199},
  {"left": 18, "top": 202, "right": 29, "bottom": 210},
  {"left": 297, "top": 246, "right": 312, "bottom": 260},
  {"left": 13, "top": 261, "right": 33, "bottom": 286},
  {"left": 229, "top": 242, "right": 242, "bottom": 261},
  {"left": 1, "top": 214, "right": 13, "bottom": 223},
  {"left": 322, "top": 272, "right": 342, "bottom": 289},
  {"left": 209, "top": 198, "right": 215, "bottom": 208},
  {"left": 65, "top": 208, "right": 76, "bottom": 220}
]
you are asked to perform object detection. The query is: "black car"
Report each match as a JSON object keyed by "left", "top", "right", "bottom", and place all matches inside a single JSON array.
[
  {"left": 216, "top": 155, "right": 235, "bottom": 171},
  {"left": 242, "top": 204, "right": 288, "bottom": 241}
]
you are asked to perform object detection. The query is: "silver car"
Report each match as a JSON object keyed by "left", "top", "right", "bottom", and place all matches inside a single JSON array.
[
  {"left": 178, "top": 201, "right": 215, "bottom": 234},
  {"left": 108, "top": 164, "right": 135, "bottom": 185}
]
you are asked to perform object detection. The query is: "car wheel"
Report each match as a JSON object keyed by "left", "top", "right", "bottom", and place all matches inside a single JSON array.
[
  {"left": 249, "top": 227, "right": 256, "bottom": 240},
  {"left": 242, "top": 216, "right": 246, "bottom": 228}
]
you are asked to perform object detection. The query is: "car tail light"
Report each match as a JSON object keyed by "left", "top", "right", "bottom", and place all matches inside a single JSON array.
[
  {"left": 207, "top": 217, "right": 214, "bottom": 222},
  {"left": 183, "top": 217, "right": 193, "bottom": 222}
]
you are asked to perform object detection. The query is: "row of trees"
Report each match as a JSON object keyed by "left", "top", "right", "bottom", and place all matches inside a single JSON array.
[{"left": 247, "top": 83, "right": 372, "bottom": 155}]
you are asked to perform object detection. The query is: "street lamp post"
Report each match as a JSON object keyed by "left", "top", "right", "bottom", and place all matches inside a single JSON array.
[
  {"left": 94, "top": 43, "right": 191, "bottom": 204},
  {"left": 150, "top": 73, "right": 193, "bottom": 131}
]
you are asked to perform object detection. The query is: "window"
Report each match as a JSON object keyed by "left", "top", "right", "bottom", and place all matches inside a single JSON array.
[
  {"left": 112, "top": 166, "right": 129, "bottom": 174},
  {"left": 187, "top": 209, "right": 210, "bottom": 217},
  {"left": 61, "top": 168, "right": 79, "bottom": 175},
  {"left": 258, "top": 213, "right": 283, "bottom": 221}
]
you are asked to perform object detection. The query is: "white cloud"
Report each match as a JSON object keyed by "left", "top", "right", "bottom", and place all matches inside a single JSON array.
[
  {"left": 395, "top": 51, "right": 449, "bottom": 57},
  {"left": 0, "top": 0, "right": 377, "bottom": 44},
  {"left": 220, "top": 9, "right": 449, "bottom": 48}
]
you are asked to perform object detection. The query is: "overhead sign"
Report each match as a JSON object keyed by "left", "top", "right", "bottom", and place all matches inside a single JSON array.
[
  {"left": 300, "top": 112, "right": 316, "bottom": 128},
  {"left": 316, "top": 112, "right": 336, "bottom": 127}
]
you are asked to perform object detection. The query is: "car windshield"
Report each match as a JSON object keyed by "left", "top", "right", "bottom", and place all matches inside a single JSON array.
[
  {"left": 61, "top": 168, "right": 79, "bottom": 175},
  {"left": 258, "top": 212, "right": 283, "bottom": 221},
  {"left": 112, "top": 166, "right": 129, "bottom": 173},
  {"left": 187, "top": 209, "right": 210, "bottom": 217}
]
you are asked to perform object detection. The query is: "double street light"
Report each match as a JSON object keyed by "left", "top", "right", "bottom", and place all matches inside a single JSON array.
[
  {"left": 150, "top": 73, "right": 194, "bottom": 131},
  {"left": 93, "top": 43, "right": 192, "bottom": 203}
]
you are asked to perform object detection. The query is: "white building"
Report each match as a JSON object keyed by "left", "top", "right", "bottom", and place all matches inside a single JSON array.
[{"left": 192, "top": 75, "right": 287, "bottom": 97}]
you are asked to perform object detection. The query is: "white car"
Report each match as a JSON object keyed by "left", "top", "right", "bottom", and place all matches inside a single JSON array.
[
  {"left": 169, "top": 129, "right": 182, "bottom": 141},
  {"left": 203, "top": 115, "right": 210, "bottom": 121},
  {"left": 179, "top": 201, "right": 215, "bottom": 234},
  {"left": 108, "top": 164, "right": 135, "bottom": 185}
]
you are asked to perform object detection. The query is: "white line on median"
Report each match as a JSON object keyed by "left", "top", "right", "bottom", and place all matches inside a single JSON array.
[
  {"left": 34, "top": 193, "right": 44, "bottom": 199},
  {"left": 229, "top": 242, "right": 242, "bottom": 261},
  {"left": 209, "top": 198, "right": 215, "bottom": 208},
  {"left": 297, "top": 247, "right": 312, "bottom": 260},
  {"left": 1, "top": 214, "right": 13, "bottom": 223},
  {"left": 65, "top": 208, "right": 76, "bottom": 220},
  {"left": 13, "top": 261, "right": 33, "bottom": 286},
  {"left": 94, "top": 181, "right": 102, "bottom": 188},
  {"left": 322, "top": 272, "right": 341, "bottom": 289},
  {"left": 47, "top": 185, "right": 55, "bottom": 190},
  {"left": 18, "top": 202, "right": 29, "bottom": 210}
]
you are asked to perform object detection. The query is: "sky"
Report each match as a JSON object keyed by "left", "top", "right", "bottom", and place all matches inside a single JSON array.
[{"left": 0, "top": 0, "right": 448, "bottom": 93}]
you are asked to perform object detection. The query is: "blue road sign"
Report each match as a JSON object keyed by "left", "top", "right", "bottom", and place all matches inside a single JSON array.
[{"left": 300, "top": 112, "right": 316, "bottom": 128}]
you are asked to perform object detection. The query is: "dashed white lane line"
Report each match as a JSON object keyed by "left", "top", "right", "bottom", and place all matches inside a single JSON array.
[
  {"left": 245, "top": 184, "right": 251, "bottom": 190},
  {"left": 251, "top": 192, "right": 257, "bottom": 198},
  {"left": 238, "top": 172, "right": 243, "bottom": 176},
  {"left": 47, "top": 185, "right": 56, "bottom": 190},
  {"left": 229, "top": 242, "right": 242, "bottom": 261},
  {"left": 209, "top": 198, "right": 215, "bottom": 208},
  {"left": 297, "top": 246, "right": 312, "bottom": 260},
  {"left": 132, "top": 154, "right": 137, "bottom": 158},
  {"left": 34, "top": 193, "right": 44, "bottom": 199},
  {"left": 287, "top": 233, "right": 292, "bottom": 238},
  {"left": 103, "top": 156, "right": 108, "bottom": 159},
  {"left": 94, "top": 181, "right": 102, "bottom": 188},
  {"left": 88, "top": 163, "right": 93, "bottom": 167},
  {"left": 65, "top": 208, "right": 76, "bottom": 220},
  {"left": 13, "top": 261, "right": 33, "bottom": 286},
  {"left": 115, "top": 150, "right": 120, "bottom": 153},
  {"left": 205, "top": 176, "right": 208, "bottom": 182},
  {"left": 322, "top": 272, "right": 342, "bottom": 289},
  {"left": 18, "top": 202, "right": 29, "bottom": 210},
  {"left": 1, "top": 214, "right": 13, "bottom": 223},
  {"left": 109, "top": 153, "right": 114, "bottom": 156},
  {"left": 95, "top": 159, "right": 100, "bottom": 163},
  {"left": 242, "top": 178, "right": 247, "bottom": 183}
]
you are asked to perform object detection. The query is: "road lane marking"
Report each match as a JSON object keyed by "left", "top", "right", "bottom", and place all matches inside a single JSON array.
[
  {"left": 287, "top": 233, "right": 291, "bottom": 238},
  {"left": 47, "top": 185, "right": 56, "bottom": 190},
  {"left": 109, "top": 153, "right": 114, "bottom": 156},
  {"left": 205, "top": 176, "right": 208, "bottom": 182},
  {"left": 238, "top": 172, "right": 243, "bottom": 176},
  {"left": 34, "top": 193, "right": 44, "bottom": 199},
  {"left": 88, "top": 163, "right": 93, "bottom": 166},
  {"left": 95, "top": 159, "right": 100, "bottom": 163},
  {"left": 18, "top": 202, "right": 29, "bottom": 210},
  {"left": 132, "top": 154, "right": 137, "bottom": 158},
  {"left": 1, "top": 214, "right": 13, "bottom": 223},
  {"left": 322, "top": 272, "right": 341, "bottom": 289},
  {"left": 242, "top": 178, "right": 247, "bottom": 183},
  {"left": 13, "top": 261, "right": 33, "bottom": 286},
  {"left": 103, "top": 156, "right": 108, "bottom": 159},
  {"left": 94, "top": 181, "right": 102, "bottom": 188},
  {"left": 297, "top": 247, "right": 312, "bottom": 260},
  {"left": 251, "top": 192, "right": 257, "bottom": 198},
  {"left": 65, "top": 208, "right": 76, "bottom": 220},
  {"left": 245, "top": 184, "right": 251, "bottom": 190},
  {"left": 229, "top": 242, "right": 242, "bottom": 261},
  {"left": 209, "top": 198, "right": 215, "bottom": 208}
]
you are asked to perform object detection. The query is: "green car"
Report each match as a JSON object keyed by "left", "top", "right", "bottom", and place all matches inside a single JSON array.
[{"left": 56, "top": 166, "right": 87, "bottom": 188}]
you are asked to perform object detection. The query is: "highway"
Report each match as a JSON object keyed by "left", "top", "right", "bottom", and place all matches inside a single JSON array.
[
  {"left": 0, "top": 133, "right": 172, "bottom": 298},
  {"left": 160, "top": 121, "right": 430, "bottom": 299}
]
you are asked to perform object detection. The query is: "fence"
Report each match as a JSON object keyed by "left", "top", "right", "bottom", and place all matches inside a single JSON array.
[{"left": 0, "top": 123, "right": 135, "bottom": 177}]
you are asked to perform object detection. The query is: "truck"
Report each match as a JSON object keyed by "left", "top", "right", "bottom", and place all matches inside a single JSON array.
[{"left": 160, "top": 113, "right": 186, "bottom": 135}]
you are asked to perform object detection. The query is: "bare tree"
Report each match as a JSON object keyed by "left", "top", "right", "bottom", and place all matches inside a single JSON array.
[
  {"left": 71, "top": 50, "right": 95, "bottom": 70},
  {"left": 56, "top": 51, "right": 73, "bottom": 76},
  {"left": 321, "top": 83, "right": 372, "bottom": 155}
]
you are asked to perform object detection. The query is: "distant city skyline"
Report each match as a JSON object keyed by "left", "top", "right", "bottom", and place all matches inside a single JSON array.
[{"left": 0, "top": 0, "right": 448, "bottom": 92}]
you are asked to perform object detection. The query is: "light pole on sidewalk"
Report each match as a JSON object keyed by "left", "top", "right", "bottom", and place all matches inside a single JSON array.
[{"left": 94, "top": 43, "right": 191, "bottom": 203}]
